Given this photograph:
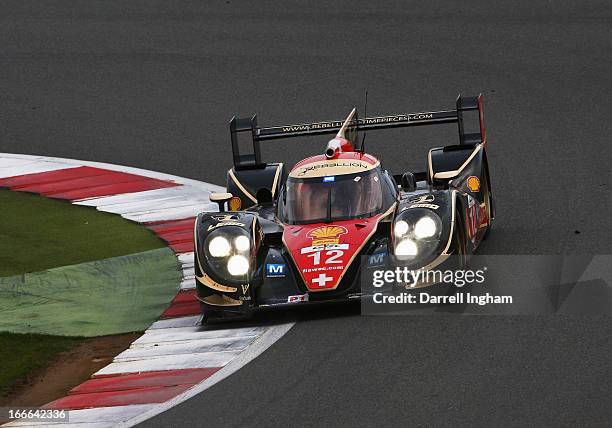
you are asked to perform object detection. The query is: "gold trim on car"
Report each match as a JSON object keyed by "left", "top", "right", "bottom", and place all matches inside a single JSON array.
[
  {"left": 271, "top": 163, "right": 283, "bottom": 198},
  {"left": 197, "top": 294, "right": 243, "bottom": 307},
  {"left": 432, "top": 145, "right": 483, "bottom": 180},
  {"left": 428, "top": 148, "right": 436, "bottom": 182},
  {"left": 228, "top": 169, "right": 258, "bottom": 204},
  {"left": 195, "top": 271, "right": 238, "bottom": 293}
]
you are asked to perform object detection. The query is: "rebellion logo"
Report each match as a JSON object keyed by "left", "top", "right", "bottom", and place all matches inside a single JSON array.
[
  {"left": 296, "top": 161, "right": 369, "bottom": 177},
  {"left": 307, "top": 225, "right": 348, "bottom": 246}
]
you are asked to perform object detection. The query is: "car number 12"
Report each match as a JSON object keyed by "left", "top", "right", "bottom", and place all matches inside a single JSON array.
[{"left": 307, "top": 249, "right": 344, "bottom": 265}]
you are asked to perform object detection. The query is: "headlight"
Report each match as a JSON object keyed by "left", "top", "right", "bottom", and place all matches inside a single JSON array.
[
  {"left": 393, "top": 209, "right": 443, "bottom": 263},
  {"left": 202, "top": 227, "right": 253, "bottom": 280},
  {"left": 393, "top": 210, "right": 442, "bottom": 241},
  {"left": 414, "top": 216, "right": 438, "bottom": 239},
  {"left": 227, "top": 255, "right": 249, "bottom": 276},
  {"left": 395, "top": 238, "right": 418, "bottom": 256},
  {"left": 208, "top": 236, "right": 231, "bottom": 257},
  {"left": 394, "top": 220, "right": 409, "bottom": 237},
  {"left": 234, "top": 235, "right": 251, "bottom": 252}
]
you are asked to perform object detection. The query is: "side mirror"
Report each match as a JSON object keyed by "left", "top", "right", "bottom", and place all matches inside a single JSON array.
[
  {"left": 209, "top": 192, "right": 233, "bottom": 211},
  {"left": 400, "top": 172, "right": 417, "bottom": 192}
]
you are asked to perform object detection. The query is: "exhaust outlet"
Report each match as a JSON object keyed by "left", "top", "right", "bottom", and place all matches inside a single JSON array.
[{"left": 325, "top": 147, "right": 338, "bottom": 159}]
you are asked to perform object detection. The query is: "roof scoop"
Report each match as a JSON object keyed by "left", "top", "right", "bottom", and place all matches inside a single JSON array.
[{"left": 325, "top": 108, "right": 356, "bottom": 159}]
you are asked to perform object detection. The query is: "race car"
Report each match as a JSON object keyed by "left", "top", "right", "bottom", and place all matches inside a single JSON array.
[{"left": 194, "top": 95, "right": 494, "bottom": 322}]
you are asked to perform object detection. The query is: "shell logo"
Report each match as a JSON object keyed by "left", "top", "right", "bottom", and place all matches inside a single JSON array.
[
  {"left": 229, "top": 196, "right": 242, "bottom": 211},
  {"left": 467, "top": 176, "right": 481, "bottom": 192},
  {"left": 307, "top": 225, "right": 348, "bottom": 246}
]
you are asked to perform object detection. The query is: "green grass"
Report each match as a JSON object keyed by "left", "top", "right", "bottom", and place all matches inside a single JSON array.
[
  {"left": 0, "top": 332, "right": 84, "bottom": 397},
  {"left": 0, "top": 189, "right": 166, "bottom": 277},
  {"left": 0, "top": 190, "right": 176, "bottom": 397}
]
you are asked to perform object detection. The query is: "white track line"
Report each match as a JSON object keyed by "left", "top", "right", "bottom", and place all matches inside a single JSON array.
[
  {"left": 177, "top": 252, "right": 194, "bottom": 264},
  {"left": 118, "top": 322, "right": 294, "bottom": 427},
  {"left": 148, "top": 315, "right": 201, "bottom": 330},
  {"left": 180, "top": 279, "right": 196, "bottom": 290},
  {"left": 121, "top": 204, "right": 217, "bottom": 223},
  {"left": 0, "top": 153, "right": 226, "bottom": 192},
  {"left": 132, "top": 326, "right": 266, "bottom": 345},
  {"left": 96, "top": 351, "right": 243, "bottom": 375},
  {"left": 115, "top": 337, "right": 258, "bottom": 360},
  {"left": 0, "top": 159, "right": 77, "bottom": 179},
  {"left": 74, "top": 188, "right": 193, "bottom": 208}
]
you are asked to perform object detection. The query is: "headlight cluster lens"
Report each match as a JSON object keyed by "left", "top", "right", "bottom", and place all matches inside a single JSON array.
[
  {"left": 394, "top": 220, "right": 409, "bottom": 237},
  {"left": 393, "top": 210, "right": 442, "bottom": 260},
  {"left": 204, "top": 228, "right": 252, "bottom": 277},
  {"left": 395, "top": 238, "right": 418, "bottom": 256},
  {"left": 414, "top": 216, "right": 437, "bottom": 239},
  {"left": 208, "top": 236, "right": 231, "bottom": 257},
  {"left": 234, "top": 235, "right": 251, "bottom": 252},
  {"left": 227, "top": 255, "right": 249, "bottom": 276}
]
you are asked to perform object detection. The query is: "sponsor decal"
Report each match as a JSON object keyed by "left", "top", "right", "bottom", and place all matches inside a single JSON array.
[
  {"left": 405, "top": 194, "right": 439, "bottom": 210},
  {"left": 300, "top": 243, "right": 349, "bottom": 254},
  {"left": 211, "top": 214, "right": 239, "bottom": 221},
  {"left": 281, "top": 121, "right": 344, "bottom": 133},
  {"left": 283, "top": 214, "right": 388, "bottom": 291},
  {"left": 467, "top": 176, "right": 481, "bottom": 192},
  {"left": 207, "top": 214, "right": 245, "bottom": 231},
  {"left": 312, "top": 273, "right": 334, "bottom": 287},
  {"left": 229, "top": 196, "right": 242, "bottom": 211},
  {"left": 208, "top": 221, "right": 245, "bottom": 231},
  {"left": 296, "top": 161, "right": 370, "bottom": 177},
  {"left": 241, "top": 284, "right": 250, "bottom": 295},
  {"left": 302, "top": 265, "right": 344, "bottom": 273},
  {"left": 361, "top": 113, "right": 434, "bottom": 125},
  {"left": 323, "top": 176, "right": 336, "bottom": 182},
  {"left": 287, "top": 294, "right": 309, "bottom": 303},
  {"left": 266, "top": 263, "right": 286, "bottom": 277},
  {"left": 368, "top": 252, "right": 386, "bottom": 267},
  {"left": 307, "top": 225, "right": 348, "bottom": 246},
  {"left": 279, "top": 113, "right": 433, "bottom": 134},
  {"left": 466, "top": 198, "right": 479, "bottom": 242}
]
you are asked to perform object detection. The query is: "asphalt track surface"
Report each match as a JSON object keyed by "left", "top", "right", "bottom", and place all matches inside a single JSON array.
[{"left": 1, "top": 0, "right": 610, "bottom": 426}]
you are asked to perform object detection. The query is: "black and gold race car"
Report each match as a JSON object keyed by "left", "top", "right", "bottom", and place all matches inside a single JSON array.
[{"left": 194, "top": 95, "right": 494, "bottom": 322}]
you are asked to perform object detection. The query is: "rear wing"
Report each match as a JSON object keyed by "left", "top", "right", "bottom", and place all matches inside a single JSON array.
[{"left": 229, "top": 94, "right": 486, "bottom": 170}]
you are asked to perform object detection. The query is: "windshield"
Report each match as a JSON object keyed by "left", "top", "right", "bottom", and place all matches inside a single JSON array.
[{"left": 280, "top": 169, "right": 388, "bottom": 224}]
